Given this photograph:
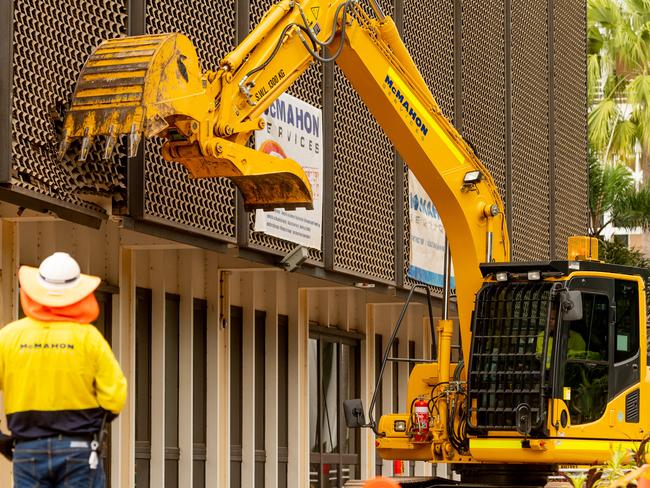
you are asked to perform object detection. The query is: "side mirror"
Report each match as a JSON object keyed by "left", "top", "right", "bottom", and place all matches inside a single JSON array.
[
  {"left": 562, "top": 290, "right": 583, "bottom": 322},
  {"left": 343, "top": 399, "right": 366, "bottom": 428}
]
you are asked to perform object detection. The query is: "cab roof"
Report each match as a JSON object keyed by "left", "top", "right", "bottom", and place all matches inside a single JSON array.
[{"left": 480, "top": 260, "right": 650, "bottom": 281}]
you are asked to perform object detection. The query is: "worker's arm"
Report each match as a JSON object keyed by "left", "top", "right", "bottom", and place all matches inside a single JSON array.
[{"left": 92, "top": 329, "right": 127, "bottom": 417}]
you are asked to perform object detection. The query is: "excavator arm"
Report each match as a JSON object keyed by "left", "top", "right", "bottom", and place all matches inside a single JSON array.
[{"left": 63, "top": 0, "right": 509, "bottom": 465}]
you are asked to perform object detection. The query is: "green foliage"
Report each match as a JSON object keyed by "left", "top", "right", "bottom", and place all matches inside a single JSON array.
[
  {"left": 600, "top": 238, "right": 650, "bottom": 268},
  {"left": 588, "top": 0, "right": 650, "bottom": 165},
  {"left": 588, "top": 146, "right": 650, "bottom": 238}
]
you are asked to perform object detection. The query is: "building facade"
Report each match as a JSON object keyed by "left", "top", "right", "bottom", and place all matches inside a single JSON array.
[{"left": 0, "top": 1, "right": 587, "bottom": 487}]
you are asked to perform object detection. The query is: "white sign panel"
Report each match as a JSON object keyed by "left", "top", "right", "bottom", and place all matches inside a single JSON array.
[
  {"left": 254, "top": 93, "right": 323, "bottom": 250},
  {"left": 407, "top": 171, "right": 455, "bottom": 288}
]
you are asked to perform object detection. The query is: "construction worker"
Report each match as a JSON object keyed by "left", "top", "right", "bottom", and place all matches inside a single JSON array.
[{"left": 0, "top": 252, "right": 127, "bottom": 488}]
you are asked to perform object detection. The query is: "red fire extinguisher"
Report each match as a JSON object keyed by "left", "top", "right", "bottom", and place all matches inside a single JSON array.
[{"left": 412, "top": 396, "right": 430, "bottom": 442}]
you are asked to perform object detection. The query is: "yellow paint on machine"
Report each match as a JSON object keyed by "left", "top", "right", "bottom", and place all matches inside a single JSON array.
[{"left": 469, "top": 438, "right": 639, "bottom": 465}]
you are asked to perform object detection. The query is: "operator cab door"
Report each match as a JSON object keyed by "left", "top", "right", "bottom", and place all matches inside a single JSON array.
[{"left": 557, "top": 276, "right": 641, "bottom": 428}]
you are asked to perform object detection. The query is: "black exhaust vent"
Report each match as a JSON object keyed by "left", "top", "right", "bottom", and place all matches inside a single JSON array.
[
  {"left": 468, "top": 282, "right": 555, "bottom": 432},
  {"left": 625, "top": 389, "right": 640, "bottom": 423}
]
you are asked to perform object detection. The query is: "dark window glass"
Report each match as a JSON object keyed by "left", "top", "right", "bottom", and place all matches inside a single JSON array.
[
  {"left": 310, "top": 328, "right": 362, "bottom": 487},
  {"left": 374, "top": 334, "right": 383, "bottom": 476},
  {"left": 164, "top": 294, "right": 180, "bottom": 488},
  {"left": 255, "top": 311, "right": 266, "bottom": 488},
  {"left": 193, "top": 299, "right": 207, "bottom": 488},
  {"left": 135, "top": 288, "right": 152, "bottom": 488},
  {"left": 563, "top": 293, "right": 609, "bottom": 425},
  {"left": 392, "top": 338, "right": 400, "bottom": 412},
  {"left": 614, "top": 280, "right": 639, "bottom": 363},
  {"left": 278, "top": 316, "right": 289, "bottom": 488},
  {"left": 230, "top": 306, "right": 243, "bottom": 488}
]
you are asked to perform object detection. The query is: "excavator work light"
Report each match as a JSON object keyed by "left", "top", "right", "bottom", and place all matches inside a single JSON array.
[
  {"left": 527, "top": 271, "right": 541, "bottom": 281},
  {"left": 495, "top": 272, "right": 509, "bottom": 282},
  {"left": 463, "top": 170, "right": 483, "bottom": 185},
  {"left": 394, "top": 420, "right": 407, "bottom": 432}
]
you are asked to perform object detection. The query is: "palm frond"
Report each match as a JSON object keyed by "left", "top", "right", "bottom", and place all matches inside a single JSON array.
[
  {"left": 589, "top": 0, "right": 622, "bottom": 29},
  {"left": 588, "top": 98, "right": 620, "bottom": 152}
]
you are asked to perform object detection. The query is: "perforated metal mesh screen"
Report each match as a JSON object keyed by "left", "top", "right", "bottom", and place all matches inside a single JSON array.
[
  {"left": 461, "top": 1, "right": 507, "bottom": 198},
  {"left": 143, "top": 1, "right": 237, "bottom": 238},
  {"left": 511, "top": 1, "right": 550, "bottom": 261},
  {"left": 402, "top": 0, "right": 454, "bottom": 291},
  {"left": 11, "top": 0, "right": 127, "bottom": 210},
  {"left": 248, "top": 0, "right": 324, "bottom": 261},
  {"left": 553, "top": 2, "right": 588, "bottom": 258},
  {"left": 333, "top": 66, "right": 395, "bottom": 280},
  {"left": 7, "top": 0, "right": 589, "bottom": 285}
]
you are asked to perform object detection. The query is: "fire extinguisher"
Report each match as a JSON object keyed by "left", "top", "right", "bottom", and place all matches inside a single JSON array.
[{"left": 412, "top": 396, "right": 430, "bottom": 442}]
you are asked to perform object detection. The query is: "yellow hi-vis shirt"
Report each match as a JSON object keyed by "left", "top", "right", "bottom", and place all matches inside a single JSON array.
[{"left": 0, "top": 317, "right": 127, "bottom": 439}]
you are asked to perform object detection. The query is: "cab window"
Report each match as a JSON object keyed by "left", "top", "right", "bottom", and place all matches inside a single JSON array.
[
  {"left": 614, "top": 279, "right": 639, "bottom": 364},
  {"left": 563, "top": 292, "right": 609, "bottom": 425}
]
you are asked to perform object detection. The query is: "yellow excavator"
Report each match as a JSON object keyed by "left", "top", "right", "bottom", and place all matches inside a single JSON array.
[{"left": 61, "top": 1, "right": 650, "bottom": 486}]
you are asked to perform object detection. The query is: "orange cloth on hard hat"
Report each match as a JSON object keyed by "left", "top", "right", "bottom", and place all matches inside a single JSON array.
[
  {"left": 20, "top": 289, "right": 100, "bottom": 323},
  {"left": 363, "top": 478, "right": 401, "bottom": 488}
]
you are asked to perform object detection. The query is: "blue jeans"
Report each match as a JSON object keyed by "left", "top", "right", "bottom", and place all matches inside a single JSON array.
[{"left": 13, "top": 436, "right": 105, "bottom": 488}]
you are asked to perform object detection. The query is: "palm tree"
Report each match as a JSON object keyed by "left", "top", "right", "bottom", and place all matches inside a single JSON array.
[
  {"left": 588, "top": 147, "right": 650, "bottom": 237},
  {"left": 588, "top": 0, "right": 650, "bottom": 165}
]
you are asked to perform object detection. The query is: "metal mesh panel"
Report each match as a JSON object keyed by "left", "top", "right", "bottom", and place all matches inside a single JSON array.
[
  {"left": 553, "top": 2, "right": 588, "bottom": 258},
  {"left": 11, "top": 0, "right": 127, "bottom": 210},
  {"left": 332, "top": 65, "right": 395, "bottom": 281},
  {"left": 468, "top": 282, "right": 553, "bottom": 432},
  {"left": 403, "top": 0, "right": 454, "bottom": 120},
  {"left": 143, "top": 1, "right": 237, "bottom": 238},
  {"left": 248, "top": 0, "right": 324, "bottom": 261},
  {"left": 403, "top": 0, "right": 454, "bottom": 292},
  {"left": 461, "top": 1, "right": 506, "bottom": 200},
  {"left": 511, "top": 1, "right": 550, "bottom": 261}
]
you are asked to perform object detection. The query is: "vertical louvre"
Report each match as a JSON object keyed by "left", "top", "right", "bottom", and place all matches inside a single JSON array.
[
  {"left": 468, "top": 282, "right": 553, "bottom": 431},
  {"left": 625, "top": 389, "right": 640, "bottom": 423},
  {"left": 143, "top": 1, "right": 237, "bottom": 239},
  {"left": 553, "top": 1, "right": 588, "bottom": 257},
  {"left": 511, "top": 1, "right": 550, "bottom": 261}
]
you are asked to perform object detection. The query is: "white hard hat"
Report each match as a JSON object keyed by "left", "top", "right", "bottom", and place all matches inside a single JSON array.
[{"left": 19, "top": 252, "right": 101, "bottom": 307}]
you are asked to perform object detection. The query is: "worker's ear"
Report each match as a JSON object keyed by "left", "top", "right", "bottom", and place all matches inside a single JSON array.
[{"left": 561, "top": 291, "right": 583, "bottom": 322}]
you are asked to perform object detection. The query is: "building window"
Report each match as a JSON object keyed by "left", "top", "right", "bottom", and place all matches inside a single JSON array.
[
  {"left": 309, "top": 327, "right": 361, "bottom": 487},
  {"left": 193, "top": 299, "right": 208, "bottom": 488},
  {"left": 135, "top": 288, "right": 152, "bottom": 488},
  {"left": 255, "top": 310, "right": 267, "bottom": 488},
  {"left": 374, "top": 334, "right": 382, "bottom": 477}
]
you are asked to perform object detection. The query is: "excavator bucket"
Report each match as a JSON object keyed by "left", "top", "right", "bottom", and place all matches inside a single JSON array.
[
  {"left": 61, "top": 33, "right": 314, "bottom": 211},
  {"left": 61, "top": 33, "right": 208, "bottom": 161}
]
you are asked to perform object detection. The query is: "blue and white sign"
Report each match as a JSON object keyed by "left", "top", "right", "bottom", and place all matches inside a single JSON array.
[
  {"left": 254, "top": 93, "right": 323, "bottom": 250},
  {"left": 407, "top": 171, "right": 455, "bottom": 288}
]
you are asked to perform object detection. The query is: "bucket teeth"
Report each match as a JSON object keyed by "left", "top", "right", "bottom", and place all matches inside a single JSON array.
[
  {"left": 128, "top": 123, "right": 142, "bottom": 158},
  {"left": 79, "top": 128, "right": 92, "bottom": 162},
  {"left": 103, "top": 126, "right": 117, "bottom": 160},
  {"left": 57, "top": 130, "right": 70, "bottom": 161}
]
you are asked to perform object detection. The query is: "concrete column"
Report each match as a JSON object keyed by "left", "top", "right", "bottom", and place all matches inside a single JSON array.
[
  {"left": 287, "top": 284, "right": 309, "bottom": 488},
  {"left": 360, "top": 303, "right": 375, "bottom": 480}
]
